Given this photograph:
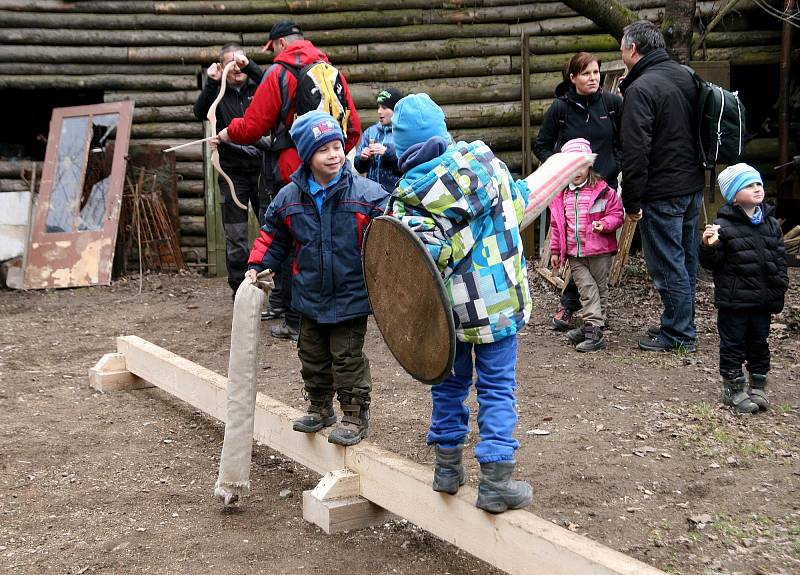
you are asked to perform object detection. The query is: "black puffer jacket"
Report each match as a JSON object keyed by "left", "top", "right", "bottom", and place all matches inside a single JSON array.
[
  {"left": 619, "top": 48, "right": 705, "bottom": 214},
  {"left": 193, "top": 59, "right": 267, "bottom": 172},
  {"left": 534, "top": 81, "right": 622, "bottom": 188},
  {"left": 699, "top": 203, "right": 788, "bottom": 313}
]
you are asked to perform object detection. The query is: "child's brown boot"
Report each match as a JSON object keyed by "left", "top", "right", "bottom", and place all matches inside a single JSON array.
[
  {"left": 292, "top": 398, "right": 336, "bottom": 433},
  {"left": 748, "top": 374, "right": 770, "bottom": 411},
  {"left": 328, "top": 397, "right": 369, "bottom": 446},
  {"left": 576, "top": 325, "right": 606, "bottom": 352}
]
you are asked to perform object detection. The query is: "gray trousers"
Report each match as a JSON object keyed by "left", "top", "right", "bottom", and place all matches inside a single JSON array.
[{"left": 568, "top": 254, "right": 613, "bottom": 328}]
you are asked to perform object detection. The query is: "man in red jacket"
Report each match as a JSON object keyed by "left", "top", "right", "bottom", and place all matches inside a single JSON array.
[
  {"left": 217, "top": 21, "right": 362, "bottom": 340},
  {"left": 218, "top": 21, "right": 361, "bottom": 187}
]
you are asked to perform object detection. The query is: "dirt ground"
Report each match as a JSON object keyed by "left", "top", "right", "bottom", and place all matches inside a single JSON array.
[{"left": 1, "top": 259, "right": 799, "bottom": 575}]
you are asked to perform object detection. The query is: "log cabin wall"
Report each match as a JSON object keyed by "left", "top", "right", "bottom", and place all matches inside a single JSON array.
[{"left": 0, "top": 0, "right": 788, "bottom": 267}]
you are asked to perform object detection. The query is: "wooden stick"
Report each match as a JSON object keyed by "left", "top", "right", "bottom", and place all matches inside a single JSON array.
[{"left": 162, "top": 135, "right": 215, "bottom": 153}]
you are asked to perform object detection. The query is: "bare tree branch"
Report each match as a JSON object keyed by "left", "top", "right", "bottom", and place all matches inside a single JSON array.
[{"left": 561, "top": 0, "right": 639, "bottom": 41}]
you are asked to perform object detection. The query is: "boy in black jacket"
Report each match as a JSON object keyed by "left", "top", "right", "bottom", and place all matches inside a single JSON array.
[{"left": 700, "top": 164, "right": 789, "bottom": 413}]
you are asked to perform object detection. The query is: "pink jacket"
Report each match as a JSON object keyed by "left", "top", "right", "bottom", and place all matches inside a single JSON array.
[{"left": 549, "top": 179, "right": 624, "bottom": 260}]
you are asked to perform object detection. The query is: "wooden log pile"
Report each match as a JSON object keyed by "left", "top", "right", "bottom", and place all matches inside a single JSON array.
[{"left": 0, "top": 0, "right": 787, "bottom": 264}]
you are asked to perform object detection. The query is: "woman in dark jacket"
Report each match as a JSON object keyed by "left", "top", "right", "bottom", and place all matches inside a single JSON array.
[{"left": 534, "top": 52, "right": 623, "bottom": 331}]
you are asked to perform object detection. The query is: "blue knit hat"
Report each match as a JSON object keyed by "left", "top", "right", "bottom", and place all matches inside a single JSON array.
[
  {"left": 391, "top": 93, "right": 449, "bottom": 158},
  {"left": 289, "top": 111, "right": 344, "bottom": 164},
  {"left": 717, "top": 163, "right": 763, "bottom": 204}
]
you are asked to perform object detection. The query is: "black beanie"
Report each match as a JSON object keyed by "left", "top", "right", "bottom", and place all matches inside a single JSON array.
[{"left": 376, "top": 87, "right": 404, "bottom": 110}]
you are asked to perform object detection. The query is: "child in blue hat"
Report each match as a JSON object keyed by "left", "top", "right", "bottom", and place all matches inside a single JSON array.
[
  {"left": 245, "top": 111, "right": 388, "bottom": 445},
  {"left": 387, "top": 93, "right": 533, "bottom": 513},
  {"left": 700, "top": 163, "right": 789, "bottom": 413}
]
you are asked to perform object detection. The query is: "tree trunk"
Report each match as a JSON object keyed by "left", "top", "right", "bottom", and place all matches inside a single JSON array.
[
  {"left": 662, "top": 0, "right": 697, "bottom": 63},
  {"left": 349, "top": 72, "right": 564, "bottom": 107},
  {"left": 559, "top": 0, "right": 638, "bottom": 41},
  {"left": 106, "top": 91, "right": 199, "bottom": 106}
]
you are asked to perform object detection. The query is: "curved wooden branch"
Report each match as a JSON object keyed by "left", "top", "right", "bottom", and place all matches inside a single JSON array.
[{"left": 208, "top": 59, "right": 248, "bottom": 211}]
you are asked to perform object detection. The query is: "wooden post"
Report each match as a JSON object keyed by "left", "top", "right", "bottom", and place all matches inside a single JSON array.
[
  {"left": 303, "top": 469, "right": 390, "bottom": 534},
  {"left": 203, "top": 122, "right": 225, "bottom": 277},
  {"left": 520, "top": 33, "right": 537, "bottom": 256}
]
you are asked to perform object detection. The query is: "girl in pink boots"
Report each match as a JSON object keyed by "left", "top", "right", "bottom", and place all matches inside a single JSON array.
[{"left": 549, "top": 138, "right": 624, "bottom": 351}]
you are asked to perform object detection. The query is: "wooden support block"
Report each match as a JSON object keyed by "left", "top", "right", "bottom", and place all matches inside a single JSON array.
[
  {"left": 303, "top": 469, "right": 389, "bottom": 534},
  {"left": 88, "top": 352, "right": 152, "bottom": 392},
  {"left": 312, "top": 469, "right": 360, "bottom": 500},
  {"left": 303, "top": 491, "right": 389, "bottom": 534}
]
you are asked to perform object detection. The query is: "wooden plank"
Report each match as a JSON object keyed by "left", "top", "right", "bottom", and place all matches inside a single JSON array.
[
  {"left": 115, "top": 335, "right": 344, "bottom": 475},
  {"left": 110, "top": 335, "right": 666, "bottom": 575},
  {"left": 535, "top": 266, "right": 566, "bottom": 290},
  {"left": 608, "top": 218, "right": 637, "bottom": 287},
  {"left": 347, "top": 443, "right": 665, "bottom": 575}
]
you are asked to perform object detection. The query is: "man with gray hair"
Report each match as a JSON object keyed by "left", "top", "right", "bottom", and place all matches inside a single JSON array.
[{"left": 619, "top": 20, "right": 705, "bottom": 353}]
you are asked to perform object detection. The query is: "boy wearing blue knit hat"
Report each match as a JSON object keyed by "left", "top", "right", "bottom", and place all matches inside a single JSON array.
[
  {"left": 245, "top": 111, "right": 388, "bottom": 445},
  {"left": 700, "top": 163, "right": 789, "bottom": 413},
  {"left": 387, "top": 93, "right": 532, "bottom": 513}
]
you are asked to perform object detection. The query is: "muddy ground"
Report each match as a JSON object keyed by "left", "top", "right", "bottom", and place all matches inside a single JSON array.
[{"left": 1, "top": 259, "right": 798, "bottom": 575}]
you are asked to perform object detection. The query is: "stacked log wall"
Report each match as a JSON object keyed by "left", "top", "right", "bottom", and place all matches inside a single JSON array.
[{"left": 0, "top": 0, "right": 787, "bottom": 264}]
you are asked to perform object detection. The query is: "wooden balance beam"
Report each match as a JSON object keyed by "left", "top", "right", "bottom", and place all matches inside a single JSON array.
[{"left": 89, "top": 335, "right": 665, "bottom": 575}]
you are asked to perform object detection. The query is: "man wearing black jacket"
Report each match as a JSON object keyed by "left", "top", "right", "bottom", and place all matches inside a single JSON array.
[
  {"left": 194, "top": 43, "right": 267, "bottom": 297},
  {"left": 619, "top": 21, "right": 705, "bottom": 352}
]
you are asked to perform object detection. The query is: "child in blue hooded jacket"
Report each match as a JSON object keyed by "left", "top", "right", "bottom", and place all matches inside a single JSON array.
[{"left": 385, "top": 93, "right": 533, "bottom": 513}]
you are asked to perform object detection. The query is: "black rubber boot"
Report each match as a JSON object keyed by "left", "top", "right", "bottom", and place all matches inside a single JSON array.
[
  {"left": 432, "top": 445, "right": 466, "bottom": 495},
  {"left": 748, "top": 374, "right": 770, "bottom": 411},
  {"left": 292, "top": 398, "right": 336, "bottom": 433},
  {"left": 328, "top": 398, "right": 369, "bottom": 446},
  {"left": 722, "top": 375, "right": 758, "bottom": 414},
  {"left": 475, "top": 461, "right": 533, "bottom": 514},
  {"left": 575, "top": 325, "right": 606, "bottom": 352}
]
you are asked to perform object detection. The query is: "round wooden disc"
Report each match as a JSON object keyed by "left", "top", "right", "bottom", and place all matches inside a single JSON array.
[{"left": 362, "top": 216, "right": 455, "bottom": 385}]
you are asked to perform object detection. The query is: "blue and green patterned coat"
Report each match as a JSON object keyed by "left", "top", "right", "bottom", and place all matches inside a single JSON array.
[{"left": 387, "top": 138, "right": 532, "bottom": 344}]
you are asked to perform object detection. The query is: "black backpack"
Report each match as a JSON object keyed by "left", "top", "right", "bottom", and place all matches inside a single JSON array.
[
  {"left": 683, "top": 65, "right": 747, "bottom": 169},
  {"left": 277, "top": 59, "right": 351, "bottom": 139}
]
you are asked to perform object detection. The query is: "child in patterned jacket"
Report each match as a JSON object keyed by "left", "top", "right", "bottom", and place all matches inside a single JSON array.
[
  {"left": 549, "top": 138, "right": 624, "bottom": 352},
  {"left": 385, "top": 93, "right": 534, "bottom": 514}
]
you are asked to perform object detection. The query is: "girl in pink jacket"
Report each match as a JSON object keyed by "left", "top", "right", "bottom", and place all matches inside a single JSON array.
[{"left": 549, "top": 138, "right": 624, "bottom": 352}]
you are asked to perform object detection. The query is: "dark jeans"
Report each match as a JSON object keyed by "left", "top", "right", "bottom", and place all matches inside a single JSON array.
[
  {"left": 717, "top": 308, "right": 771, "bottom": 378},
  {"left": 560, "top": 277, "right": 580, "bottom": 312},
  {"left": 297, "top": 315, "right": 371, "bottom": 406},
  {"left": 219, "top": 171, "right": 261, "bottom": 293},
  {"left": 639, "top": 191, "right": 702, "bottom": 348}
]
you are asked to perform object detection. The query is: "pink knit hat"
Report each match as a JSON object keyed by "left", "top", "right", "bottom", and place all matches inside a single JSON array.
[{"left": 561, "top": 137, "right": 592, "bottom": 154}]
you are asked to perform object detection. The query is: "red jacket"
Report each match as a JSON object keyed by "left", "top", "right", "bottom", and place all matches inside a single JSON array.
[{"left": 227, "top": 40, "right": 361, "bottom": 184}]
